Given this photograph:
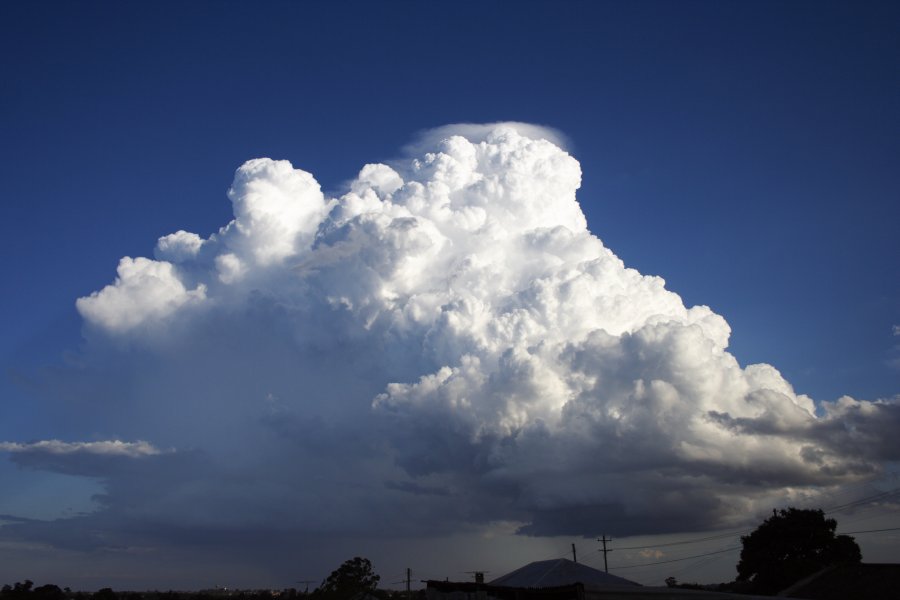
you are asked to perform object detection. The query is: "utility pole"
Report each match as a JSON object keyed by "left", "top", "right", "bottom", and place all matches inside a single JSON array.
[
  {"left": 406, "top": 568, "right": 411, "bottom": 600},
  {"left": 597, "top": 535, "right": 613, "bottom": 573},
  {"left": 571, "top": 543, "right": 577, "bottom": 563}
]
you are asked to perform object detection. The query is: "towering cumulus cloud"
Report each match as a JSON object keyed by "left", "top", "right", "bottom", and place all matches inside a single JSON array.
[{"left": 7, "top": 125, "right": 899, "bottom": 553}]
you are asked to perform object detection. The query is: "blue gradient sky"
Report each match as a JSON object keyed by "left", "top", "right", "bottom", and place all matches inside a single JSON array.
[{"left": 1, "top": 0, "right": 898, "bottom": 589}]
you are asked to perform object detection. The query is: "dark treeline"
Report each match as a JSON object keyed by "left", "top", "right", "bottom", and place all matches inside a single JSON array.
[
  {"left": 1, "top": 582, "right": 295, "bottom": 600},
  {"left": 2, "top": 557, "right": 410, "bottom": 600},
  {"left": 1, "top": 581, "right": 413, "bottom": 600}
]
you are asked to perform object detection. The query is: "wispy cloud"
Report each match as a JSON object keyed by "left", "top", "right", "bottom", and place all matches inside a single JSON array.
[{"left": 0, "top": 440, "right": 163, "bottom": 458}]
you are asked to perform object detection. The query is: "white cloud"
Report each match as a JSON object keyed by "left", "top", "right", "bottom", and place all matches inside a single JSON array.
[
  {"left": 0, "top": 440, "right": 162, "bottom": 457},
  {"left": 75, "top": 257, "right": 206, "bottom": 332},
  {"left": 223, "top": 157, "right": 333, "bottom": 265},
  {"left": 10, "top": 124, "right": 898, "bottom": 556},
  {"left": 155, "top": 230, "right": 204, "bottom": 263}
]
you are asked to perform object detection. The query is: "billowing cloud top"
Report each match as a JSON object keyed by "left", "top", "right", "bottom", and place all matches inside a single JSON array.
[{"left": 8, "top": 126, "right": 898, "bottom": 548}]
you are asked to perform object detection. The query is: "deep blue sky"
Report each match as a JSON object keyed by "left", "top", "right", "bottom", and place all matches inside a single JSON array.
[{"left": 0, "top": 0, "right": 898, "bottom": 587}]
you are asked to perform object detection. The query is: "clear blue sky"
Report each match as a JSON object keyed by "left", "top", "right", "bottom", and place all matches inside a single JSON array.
[{"left": 1, "top": 0, "right": 898, "bottom": 590}]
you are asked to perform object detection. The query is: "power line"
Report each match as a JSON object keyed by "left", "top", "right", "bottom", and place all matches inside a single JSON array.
[
  {"left": 612, "top": 528, "right": 750, "bottom": 551},
  {"left": 824, "top": 487, "right": 900, "bottom": 514},
  {"left": 604, "top": 489, "right": 900, "bottom": 556},
  {"left": 666, "top": 550, "right": 732, "bottom": 580},
  {"left": 611, "top": 546, "right": 741, "bottom": 570},
  {"left": 609, "top": 523, "right": 900, "bottom": 572},
  {"left": 839, "top": 526, "right": 900, "bottom": 535},
  {"left": 655, "top": 548, "right": 737, "bottom": 587}
]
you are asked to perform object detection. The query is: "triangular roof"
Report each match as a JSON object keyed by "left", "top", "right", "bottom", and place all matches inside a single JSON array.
[
  {"left": 489, "top": 558, "right": 639, "bottom": 588},
  {"left": 778, "top": 562, "right": 900, "bottom": 599}
]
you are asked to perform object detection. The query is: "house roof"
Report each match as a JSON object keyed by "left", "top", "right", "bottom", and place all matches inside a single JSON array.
[
  {"left": 778, "top": 562, "right": 900, "bottom": 600},
  {"left": 489, "top": 558, "right": 640, "bottom": 588}
]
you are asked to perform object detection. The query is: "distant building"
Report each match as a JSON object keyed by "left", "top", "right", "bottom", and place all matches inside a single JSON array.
[{"left": 488, "top": 559, "right": 639, "bottom": 589}]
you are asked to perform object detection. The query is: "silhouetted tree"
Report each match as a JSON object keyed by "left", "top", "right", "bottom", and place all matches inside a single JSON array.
[
  {"left": 32, "top": 586, "right": 64, "bottom": 600},
  {"left": 91, "top": 588, "right": 117, "bottom": 600},
  {"left": 736, "top": 507, "right": 861, "bottom": 594},
  {"left": 316, "top": 557, "right": 380, "bottom": 600},
  {"left": 662, "top": 577, "right": 704, "bottom": 590},
  {"left": 1, "top": 581, "right": 35, "bottom": 600}
]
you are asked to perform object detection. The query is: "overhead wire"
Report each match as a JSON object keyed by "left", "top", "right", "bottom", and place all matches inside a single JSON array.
[
  {"left": 823, "top": 487, "right": 900, "bottom": 514},
  {"left": 655, "top": 549, "right": 737, "bottom": 587},
  {"left": 839, "top": 526, "right": 900, "bottom": 535},
  {"left": 607, "top": 486, "right": 899, "bottom": 556},
  {"left": 610, "top": 546, "right": 741, "bottom": 570},
  {"left": 666, "top": 550, "right": 731, "bottom": 579},
  {"left": 603, "top": 489, "right": 900, "bottom": 571},
  {"left": 608, "top": 526, "right": 900, "bottom": 573},
  {"left": 612, "top": 528, "right": 750, "bottom": 551}
]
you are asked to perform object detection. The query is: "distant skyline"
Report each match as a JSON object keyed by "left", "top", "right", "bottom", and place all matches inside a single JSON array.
[{"left": 1, "top": 0, "right": 898, "bottom": 591}]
